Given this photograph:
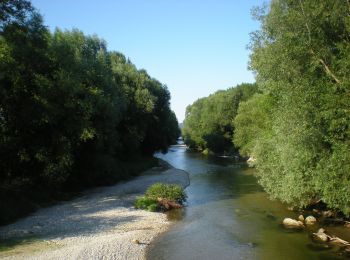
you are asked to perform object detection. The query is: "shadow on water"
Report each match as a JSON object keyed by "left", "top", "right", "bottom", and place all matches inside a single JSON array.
[{"left": 147, "top": 145, "right": 349, "bottom": 260}]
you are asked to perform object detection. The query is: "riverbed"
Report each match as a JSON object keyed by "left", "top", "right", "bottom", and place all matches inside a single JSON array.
[
  {"left": 0, "top": 164, "right": 189, "bottom": 260},
  {"left": 147, "top": 145, "right": 347, "bottom": 259}
]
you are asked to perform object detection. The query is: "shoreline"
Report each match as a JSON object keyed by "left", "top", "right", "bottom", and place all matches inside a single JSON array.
[{"left": 0, "top": 160, "right": 190, "bottom": 260}]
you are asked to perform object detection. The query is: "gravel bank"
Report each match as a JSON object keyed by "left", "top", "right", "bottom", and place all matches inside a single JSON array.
[{"left": 0, "top": 164, "right": 190, "bottom": 260}]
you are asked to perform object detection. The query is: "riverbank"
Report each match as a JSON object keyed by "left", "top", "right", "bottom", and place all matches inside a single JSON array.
[
  {"left": 0, "top": 157, "right": 159, "bottom": 226},
  {"left": 0, "top": 160, "right": 190, "bottom": 260}
]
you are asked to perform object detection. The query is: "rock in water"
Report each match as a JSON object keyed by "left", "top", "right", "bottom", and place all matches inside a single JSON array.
[
  {"left": 305, "top": 216, "right": 317, "bottom": 225},
  {"left": 313, "top": 228, "right": 329, "bottom": 242},
  {"left": 283, "top": 218, "right": 305, "bottom": 229},
  {"left": 298, "top": 215, "right": 304, "bottom": 222}
]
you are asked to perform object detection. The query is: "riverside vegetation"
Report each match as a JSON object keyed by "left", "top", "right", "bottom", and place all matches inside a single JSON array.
[
  {"left": 0, "top": 0, "right": 180, "bottom": 224},
  {"left": 135, "top": 183, "right": 187, "bottom": 212},
  {"left": 183, "top": 0, "right": 350, "bottom": 217}
]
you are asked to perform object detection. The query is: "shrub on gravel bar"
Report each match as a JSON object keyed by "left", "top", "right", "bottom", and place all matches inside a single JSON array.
[{"left": 134, "top": 183, "right": 187, "bottom": 212}]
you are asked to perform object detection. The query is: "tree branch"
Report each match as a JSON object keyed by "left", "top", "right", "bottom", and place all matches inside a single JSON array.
[{"left": 317, "top": 58, "right": 341, "bottom": 84}]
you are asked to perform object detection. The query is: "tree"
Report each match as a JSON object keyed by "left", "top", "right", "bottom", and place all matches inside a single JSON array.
[
  {"left": 0, "top": 3, "right": 179, "bottom": 192},
  {"left": 242, "top": 0, "right": 350, "bottom": 213}
]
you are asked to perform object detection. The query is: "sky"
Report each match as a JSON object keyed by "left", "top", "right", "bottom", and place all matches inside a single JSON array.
[{"left": 31, "top": 0, "right": 264, "bottom": 122}]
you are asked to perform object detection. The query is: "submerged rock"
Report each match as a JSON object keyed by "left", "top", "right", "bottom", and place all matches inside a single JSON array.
[
  {"left": 305, "top": 216, "right": 317, "bottom": 225},
  {"left": 283, "top": 218, "right": 304, "bottom": 229}
]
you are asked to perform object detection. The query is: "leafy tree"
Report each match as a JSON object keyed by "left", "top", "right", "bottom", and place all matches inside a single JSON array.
[
  {"left": 0, "top": 0, "right": 180, "bottom": 223},
  {"left": 236, "top": 0, "right": 350, "bottom": 214},
  {"left": 0, "top": 6, "right": 55, "bottom": 184}
]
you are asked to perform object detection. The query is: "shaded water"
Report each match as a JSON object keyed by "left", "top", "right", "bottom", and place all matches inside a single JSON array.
[{"left": 147, "top": 145, "right": 347, "bottom": 260}]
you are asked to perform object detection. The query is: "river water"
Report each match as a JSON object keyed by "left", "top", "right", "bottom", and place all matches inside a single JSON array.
[{"left": 147, "top": 144, "right": 346, "bottom": 260}]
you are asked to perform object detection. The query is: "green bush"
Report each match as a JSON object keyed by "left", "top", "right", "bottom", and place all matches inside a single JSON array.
[
  {"left": 134, "top": 197, "right": 158, "bottom": 211},
  {"left": 145, "top": 183, "right": 187, "bottom": 203},
  {"left": 147, "top": 203, "right": 158, "bottom": 212}
]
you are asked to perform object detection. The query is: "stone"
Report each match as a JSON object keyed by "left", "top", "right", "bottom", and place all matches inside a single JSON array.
[
  {"left": 313, "top": 228, "right": 329, "bottom": 242},
  {"left": 282, "top": 218, "right": 305, "bottom": 229},
  {"left": 298, "top": 215, "right": 304, "bottom": 222},
  {"left": 305, "top": 215, "right": 317, "bottom": 225}
]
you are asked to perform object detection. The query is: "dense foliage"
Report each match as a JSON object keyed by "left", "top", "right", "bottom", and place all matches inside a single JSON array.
[
  {"left": 234, "top": 0, "right": 350, "bottom": 214},
  {"left": 182, "top": 83, "right": 258, "bottom": 154},
  {"left": 145, "top": 183, "right": 187, "bottom": 203},
  {"left": 0, "top": 0, "right": 179, "bottom": 222}
]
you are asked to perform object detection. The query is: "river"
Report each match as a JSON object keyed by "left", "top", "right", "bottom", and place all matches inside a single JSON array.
[{"left": 147, "top": 144, "right": 345, "bottom": 259}]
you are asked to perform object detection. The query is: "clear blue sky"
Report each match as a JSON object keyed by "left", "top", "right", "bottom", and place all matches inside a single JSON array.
[{"left": 31, "top": 0, "right": 264, "bottom": 122}]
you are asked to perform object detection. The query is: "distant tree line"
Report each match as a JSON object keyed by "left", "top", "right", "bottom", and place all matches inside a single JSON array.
[
  {"left": 184, "top": 0, "right": 350, "bottom": 215},
  {"left": 0, "top": 0, "right": 179, "bottom": 221},
  {"left": 182, "top": 83, "right": 258, "bottom": 155}
]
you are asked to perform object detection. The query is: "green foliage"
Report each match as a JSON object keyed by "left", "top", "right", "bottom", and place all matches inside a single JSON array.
[
  {"left": 145, "top": 183, "right": 187, "bottom": 203},
  {"left": 233, "top": 93, "right": 273, "bottom": 157},
  {"left": 233, "top": 0, "right": 350, "bottom": 214},
  {"left": 0, "top": 1, "right": 180, "bottom": 223},
  {"left": 182, "top": 83, "right": 258, "bottom": 154},
  {"left": 134, "top": 197, "right": 159, "bottom": 212}
]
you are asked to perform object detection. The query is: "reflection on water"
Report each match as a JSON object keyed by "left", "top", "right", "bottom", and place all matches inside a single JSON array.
[{"left": 147, "top": 146, "right": 347, "bottom": 260}]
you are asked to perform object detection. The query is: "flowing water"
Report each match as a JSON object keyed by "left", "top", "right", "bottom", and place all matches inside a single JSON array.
[{"left": 147, "top": 145, "right": 348, "bottom": 260}]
